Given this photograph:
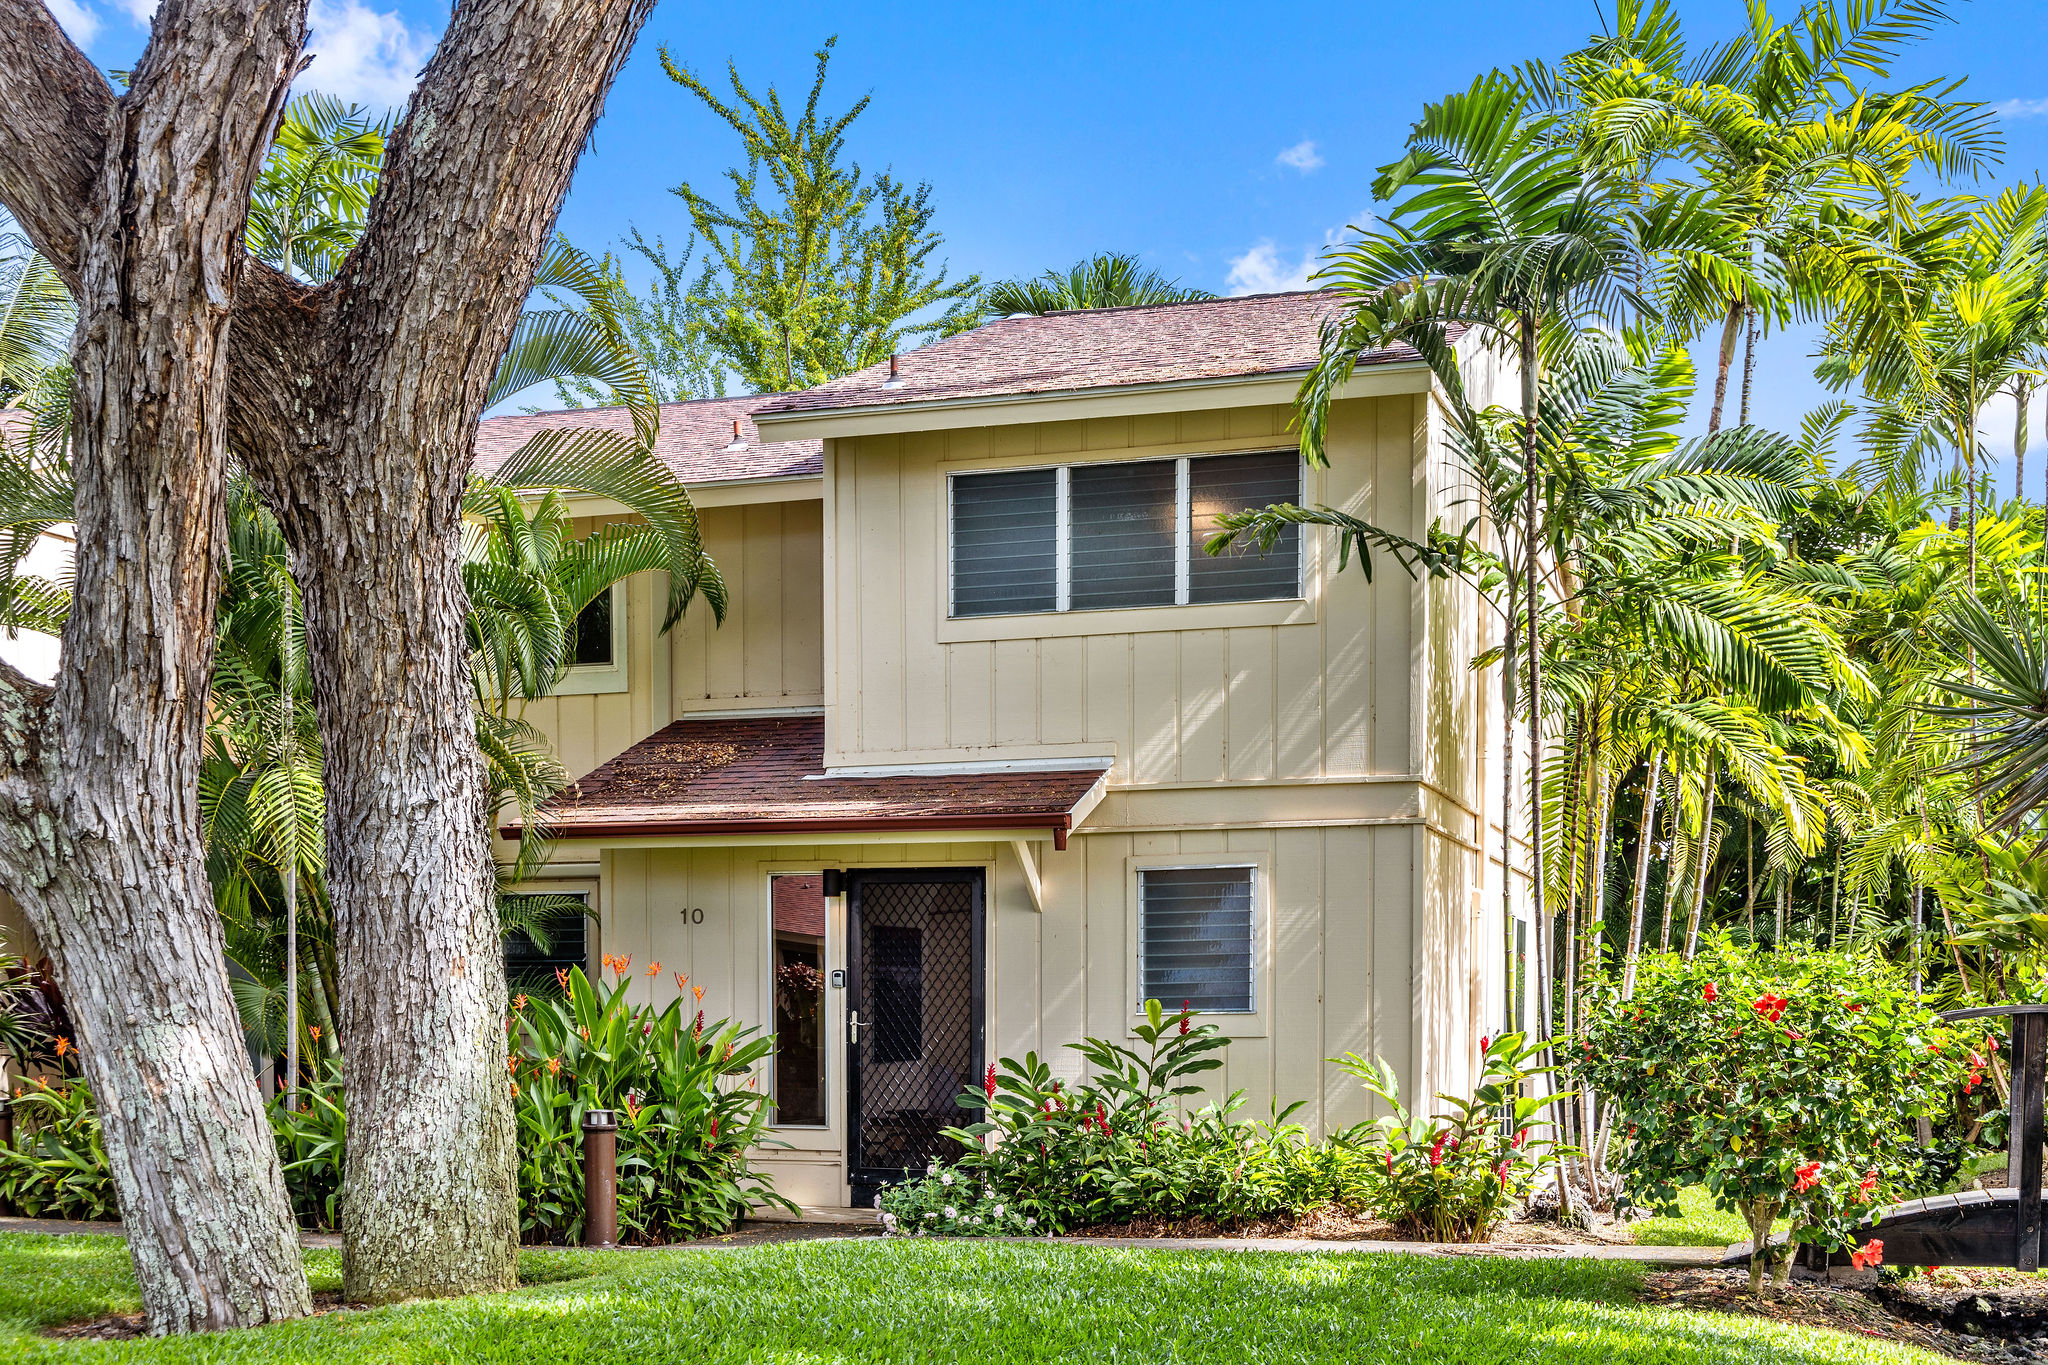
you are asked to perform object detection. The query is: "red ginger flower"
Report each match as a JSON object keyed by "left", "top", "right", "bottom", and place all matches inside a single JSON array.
[
  {"left": 1513, "top": 1127, "right": 1529, "bottom": 1149},
  {"left": 1850, "top": 1239, "right": 1885, "bottom": 1270},
  {"left": 1794, "top": 1160, "right": 1822, "bottom": 1192},
  {"left": 1429, "top": 1131, "right": 1447, "bottom": 1168},
  {"left": 1179, "top": 1001, "right": 1191, "bottom": 1036},
  {"left": 985, "top": 1063, "right": 998, "bottom": 1100},
  {"left": 1495, "top": 1159, "right": 1511, "bottom": 1186},
  {"left": 1702, "top": 982, "right": 1718, "bottom": 1003}
]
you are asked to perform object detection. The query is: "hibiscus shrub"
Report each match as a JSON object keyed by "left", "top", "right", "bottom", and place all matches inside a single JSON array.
[
  {"left": 1577, "top": 940, "right": 1977, "bottom": 1289},
  {"left": 880, "top": 1000, "right": 1369, "bottom": 1235}
]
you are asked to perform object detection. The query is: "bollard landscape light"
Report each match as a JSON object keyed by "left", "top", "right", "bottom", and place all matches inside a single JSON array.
[{"left": 582, "top": 1107, "right": 619, "bottom": 1248}]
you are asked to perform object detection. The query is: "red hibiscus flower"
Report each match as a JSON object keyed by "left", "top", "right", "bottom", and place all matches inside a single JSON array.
[
  {"left": 1702, "top": 982, "right": 1718, "bottom": 1003},
  {"left": 1794, "top": 1160, "right": 1822, "bottom": 1192},
  {"left": 1850, "top": 1239, "right": 1885, "bottom": 1270}
]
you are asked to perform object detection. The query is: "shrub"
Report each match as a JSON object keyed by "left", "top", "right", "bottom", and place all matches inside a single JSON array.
[
  {"left": 509, "top": 964, "right": 794, "bottom": 1243},
  {"left": 270, "top": 1060, "right": 348, "bottom": 1230},
  {"left": 1577, "top": 939, "right": 1974, "bottom": 1289},
  {"left": 882, "top": 1001, "right": 1371, "bottom": 1235},
  {"left": 1333, "top": 1032, "right": 1561, "bottom": 1241},
  {"left": 879, "top": 1164, "right": 1038, "bottom": 1237},
  {"left": 2, "top": 964, "right": 793, "bottom": 1243},
  {"left": 0, "top": 1077, "right": 117, "bottom": 1222}
]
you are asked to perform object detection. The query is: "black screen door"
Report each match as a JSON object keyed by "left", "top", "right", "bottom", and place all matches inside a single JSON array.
[{"left": 845, "top": 868, "right": 984, "bottom": 1201}]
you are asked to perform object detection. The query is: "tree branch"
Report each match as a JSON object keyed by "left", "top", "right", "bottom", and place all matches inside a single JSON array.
[{"left": 0, "top": 2, "right": 113, "bottom": 290}]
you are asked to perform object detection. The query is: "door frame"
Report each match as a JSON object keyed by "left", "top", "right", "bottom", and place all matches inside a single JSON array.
[{"left": 844, "top": 866, "right": 986, "bottom": 1200}]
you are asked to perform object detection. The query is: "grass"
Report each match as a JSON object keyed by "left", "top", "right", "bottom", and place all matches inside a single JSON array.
[
  {"left": 1631, "top": 1186, "right": 1769, "bottom": 1248},
  {"left": 0, "top": 1231, "right": 1948, "bottom": 1363}
]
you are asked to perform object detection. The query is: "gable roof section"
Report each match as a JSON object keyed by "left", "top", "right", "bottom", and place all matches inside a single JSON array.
[
  {"left": 473, "top": 393, "right": 821, "bottom": 487},
  {"left": 511, "top": 713, "right": 1107, "bottom": 848},
  {"left": 751, "top": 290, "right": 1428, "bottom": 423}
]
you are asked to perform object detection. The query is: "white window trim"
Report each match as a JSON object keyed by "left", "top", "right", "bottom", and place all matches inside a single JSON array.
[
  {"left": 946, "top": 450, "right": 1303, "bottom": 622},
  {"left": 1124, "top": 851, "right": 1272, "bottom": 1039},
  {"left": 552, "top": 582, "right": 630, "bottom": 696}
]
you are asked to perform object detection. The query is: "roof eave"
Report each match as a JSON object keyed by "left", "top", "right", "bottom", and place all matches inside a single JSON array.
[
  {"left": 750, "top": 358, "right": 1431, "bottom": 442},
  {"left": 503, "top": 808, "right": 1079, "bottom": 849}
]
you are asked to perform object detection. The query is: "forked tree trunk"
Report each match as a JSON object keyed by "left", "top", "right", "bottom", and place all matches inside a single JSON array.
[
  {"left": 241, "top": 0, "right": 660, "bottom": 1302},
  {"left": 2, "top": 0, "right": 659, "bottom": 1312},
  {"left": 0, "top": 0, "right": 310, "bottom": 1332}
]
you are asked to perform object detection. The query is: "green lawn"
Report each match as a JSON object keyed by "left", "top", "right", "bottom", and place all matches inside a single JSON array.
[
  {"left": 1630, "top": 1186, "right": 1765, "bottom": 1247},
  {"left": 0, "top": 1232, "right": 1937, "bottom": 1363}
]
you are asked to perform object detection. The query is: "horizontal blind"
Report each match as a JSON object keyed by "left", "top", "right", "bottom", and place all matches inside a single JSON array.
[
  {"left": 1188, "top": 450, "right": 1301, "bottom": 604},
  {"left": 1069, "top": 459, "right": 1176, "bottom": 611},
  {"left": 951, "top": 468, "right": 1058, "bottom": 616},
  {"left": 1139, "top": 867, "right": 1255, "bottom": 1013}
]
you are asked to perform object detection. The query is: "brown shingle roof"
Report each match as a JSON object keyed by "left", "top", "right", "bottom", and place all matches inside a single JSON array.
[
  {"left": 473, "top": 394, "right": 820, "bottom": 486},
  {"left": 511, "top": 713, "right": 1107, "bottom": 846},
  {"left": 753, "top": 290, "right": 1425, "bottom": 419}
]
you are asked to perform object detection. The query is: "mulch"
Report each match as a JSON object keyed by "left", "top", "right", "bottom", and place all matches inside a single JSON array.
[
  {"left": 1644, "top": 1266, "right": 2048, "bottom": 1362},
  {"left": 44, "top": 1291, "right": 369, "bottom": 1342},
  {"left": 1071, "top": 1204, "right": 1634, "bottom": 1246}
]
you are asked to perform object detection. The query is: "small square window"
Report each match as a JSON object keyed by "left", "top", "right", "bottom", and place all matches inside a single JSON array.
[
  {"left": 1139, "top": 866, "right": 1255, "bottom": 1013},
  {"left": 571, "top": 590, "right": 614, "bottom": 667}
]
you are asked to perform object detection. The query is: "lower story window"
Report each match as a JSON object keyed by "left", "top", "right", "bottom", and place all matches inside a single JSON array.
[
  {"left": 502, "top": 892, "right": 591, "bottom": 993},
  {"left": 770, "top": 874, "right": 828, "bottom": 1126},
  {"left": 1138, "top": 866, "right": 1256, "bottom": 1013}
]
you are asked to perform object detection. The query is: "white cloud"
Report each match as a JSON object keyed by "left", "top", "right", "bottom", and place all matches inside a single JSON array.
[
  {"left": 45, "top": 0, "right": 102, "bottom": 44},
  {"left": 299, "top": 0, "right": 436, "bottom": 110},
  {"left": 1276, "top": 140, "right": 1324, "bottom": 173},
  {"left": 1996, "top": 98, "right": 2048, "bottom": 119},
  {"left": 110, "top": 0, "right": 158, "bottom": 20},
  {"left": 1226, "top": 240, "right": 1318, "bottom": 296}
]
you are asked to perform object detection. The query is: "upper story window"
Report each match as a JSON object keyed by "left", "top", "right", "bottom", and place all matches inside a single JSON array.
[
  {"left": 570, "top": 590, "right": 615, "bottom": 667},
  {"left": 948, "top": 450, "right": 1302, "bottom": 619}
]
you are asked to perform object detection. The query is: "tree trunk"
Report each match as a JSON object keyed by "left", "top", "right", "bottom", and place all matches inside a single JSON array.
[
  {"left": 1739, "top": 309, "right": 1758, "bottom": 428},
  {"left": 239, "top": 0, "right": 660, "bottom": 1302},
  {"left": 0, "top": 0, "right": 311, "bottom": 1332},
  {"left": 1501, "top": 612, "right": 1519, "bottom": 1034},
  {"left": 1622, "top": 750, "right": 1662, "bottom": 999},
  {"left": 1707, "top": 299, "right": 1744, "bottom": 435},
  {"left": 1683, "top": 766, "right": 1718, "bottom": 959}
]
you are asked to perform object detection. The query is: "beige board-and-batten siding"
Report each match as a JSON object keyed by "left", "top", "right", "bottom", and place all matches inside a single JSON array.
[
  {"left": 824, "top": 397, "right": 1421, "bottom": 780},
  {"left": 589, "top": 817, "right": 1458, "bottom": 1206},
  {"left": 514, "top": 497, "right": 825, "bottom": 786}
]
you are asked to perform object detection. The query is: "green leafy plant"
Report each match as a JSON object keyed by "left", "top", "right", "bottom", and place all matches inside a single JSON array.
[
  {"left": 1332, "top": 1032, "right": 1563, "bottom": 1242},
  {"left": 0, "top": 1077, "right": 116, "bottom": 1222},
  {"left": 269, "top": 1060, "right": 348, "bottom": 1231},
  {"left": 1577, "top": 939, "right": 1974, "bottom": 1290},
  {"left": 509, "top": 963, "right": 794, "bottom": 1243},
  {"left": 884, "top": 1001, "right": 1369, "bottom": 1235}
]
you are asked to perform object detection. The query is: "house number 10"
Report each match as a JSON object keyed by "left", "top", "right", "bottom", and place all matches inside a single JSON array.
[{"left": 683, "top": 908, "right": 704, "bottom": 924}]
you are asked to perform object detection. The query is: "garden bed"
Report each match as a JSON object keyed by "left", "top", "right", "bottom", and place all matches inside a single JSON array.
[
  {"left": 1070, "top": 1203, "right": 1637, "bottom": 1246},
  {"left": 1645, "top": 1266, "right": 2048, "bottom": 1362}
]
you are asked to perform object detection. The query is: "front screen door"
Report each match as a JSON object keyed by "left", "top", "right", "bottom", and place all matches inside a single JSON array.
[{"left": 845, "top": 868, "right": 984, "bottom": 1201}]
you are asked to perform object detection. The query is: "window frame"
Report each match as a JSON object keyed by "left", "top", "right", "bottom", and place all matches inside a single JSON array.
[
  {"left": 946, "top": 449, "right": 1305, "bottom": 622},
  {"left": 1124, "top": 852, "right": 1271, "bottom": 1039},
  {"left": 552, "top": 582, "right": 630, "bottom": 696}
]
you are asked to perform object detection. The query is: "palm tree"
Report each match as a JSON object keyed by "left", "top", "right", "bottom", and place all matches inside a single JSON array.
[
  {"left": 1593, "top": 0, "right": 1998, "bottom": 432},
  {"left": 979, "top": 252, "right": 1216, "bottom": 317},
  {"left": 1830, "top": 187, "right": 2048, "bottom": 583}
]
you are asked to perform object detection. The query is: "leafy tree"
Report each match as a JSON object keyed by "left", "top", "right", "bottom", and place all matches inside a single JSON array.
[
  {"left": 551, "top": 229, "right": 726, "bottom": 407},
  {"left": 660, "top": 37, "right": 981, "bottom": 391},
  {"left": 979, "top": 251, "right": 1215, "bottom": 318}
]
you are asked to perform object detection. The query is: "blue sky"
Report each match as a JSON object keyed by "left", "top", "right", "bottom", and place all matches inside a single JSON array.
[{"left": 49, "top": 0, "right": 2048, "bottom": 483}]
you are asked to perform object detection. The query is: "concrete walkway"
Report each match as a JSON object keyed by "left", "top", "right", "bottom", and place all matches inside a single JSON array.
[{"left": 1, "top": 1214, "right": 1727, "bottom": 1264}]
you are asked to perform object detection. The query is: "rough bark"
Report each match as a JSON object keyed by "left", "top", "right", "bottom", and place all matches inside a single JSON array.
[
  {"left": 0, "top": 0, "right": 311, "bottom": 1332},
  {"left": 238, "top": 0, "right": 659, "bottom": 1303},
  {"left": 1, "top": 0, "right": 657, "bottom": 1311},
  {"left": 1706, "top": 299, "right": 1743, "bottom": 435}
]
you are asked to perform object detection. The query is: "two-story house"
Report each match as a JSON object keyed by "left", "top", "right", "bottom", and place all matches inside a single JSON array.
[{"left": 489, "top": 290, "right": 1529, "bottom": 1209}]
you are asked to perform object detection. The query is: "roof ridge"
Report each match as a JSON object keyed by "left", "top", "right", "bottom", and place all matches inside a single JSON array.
[{"left": 976, "top": 287, "right": 1331, "bottom": 324}]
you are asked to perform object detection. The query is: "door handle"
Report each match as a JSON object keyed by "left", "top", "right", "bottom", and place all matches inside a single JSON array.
[{"left": 848, "top": 1010, "right": 861, "bottom": 1044}]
